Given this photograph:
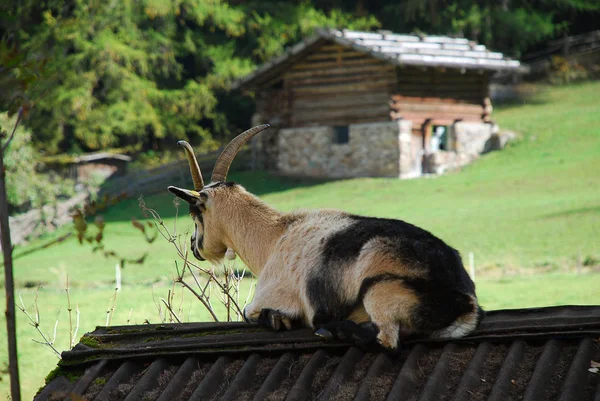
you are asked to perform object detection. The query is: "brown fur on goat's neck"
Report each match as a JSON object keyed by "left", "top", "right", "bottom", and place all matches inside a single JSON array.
[{"left": 212, "top": 185, "right": 292, "bottom": 275}]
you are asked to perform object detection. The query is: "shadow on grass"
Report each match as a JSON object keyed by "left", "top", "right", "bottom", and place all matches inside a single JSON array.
[
  {"left": 492, "top": 84, "right": 548, "bottom": 111},
  {"left": 541, "top": 205, "right": 600, "bottom": 219},
  {"left": 98, "top": 170, "right": 336, "bottom": 223}
]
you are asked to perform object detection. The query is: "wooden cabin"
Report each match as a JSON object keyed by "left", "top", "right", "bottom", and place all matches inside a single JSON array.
[
  {"left": 44, "top": 152, "right": 131, "bottom": 183},
  {"left": 232, "top": 29, "right": 522, "bottom": 178}
]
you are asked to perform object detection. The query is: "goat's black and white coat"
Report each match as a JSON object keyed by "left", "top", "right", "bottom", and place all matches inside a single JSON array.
[{"left": 169, "top": 125, "right": 483, "bottom": 350}]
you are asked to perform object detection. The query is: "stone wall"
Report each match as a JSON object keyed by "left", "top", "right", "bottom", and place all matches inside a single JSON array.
[
  {"left": 452, "top": 122, "right": 496, "bottom": 155},
  {"left": 272, "top": 119, "right": 507, "bottom": 179},
  {"left": 277, "top": 122, "right": 403, "bottom": 178},
  {"left": 398, "top": 120, "right": 418, "bottom": 178}
]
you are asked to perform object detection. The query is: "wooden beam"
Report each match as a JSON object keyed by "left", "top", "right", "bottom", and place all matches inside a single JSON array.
[
  {"left": 293, "top": 104, "right": 390, "bottom": 122},
  {"left": 319, "top": 44, "right": 353, "bottom": 52},
  {"left": 285, "top": 64, "right": 395, "bottom": 79},
  {"left": 294, "top": 95, "right": 388, "bottom": 111},
  {"left": 389, "top": 102, "right": 484, "bottom": 114},
  {"left": 287, "top": 72, "right": 394, "bottom": 87},
  {"left": 294, "top": 114, "right": 390, "bottom": 127},
  {"left": 290, "top": 57, "right": 388, "bottom": 71},
  {"left": 292, "top": 80, "right": 395, "bottom": 95},
  {"left": 391, "top": 95, "right": 481, "bottom": 104},
  {"left": 304, "top": 50, "right": 369, "bottom": 61},
  {"left": 390, "top": 111, "right": 482, "bottom": 123}
]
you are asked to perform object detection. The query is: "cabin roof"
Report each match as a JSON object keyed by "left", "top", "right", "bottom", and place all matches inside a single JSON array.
[
  {"left": 74, "top": 152, "right": 132, "bottom": 163},
  {"left": 232, "top": 28, "right": 524, "bottom": 91},
  {"left": 36, "top": 305, "right": 600, "bottom": 401}
]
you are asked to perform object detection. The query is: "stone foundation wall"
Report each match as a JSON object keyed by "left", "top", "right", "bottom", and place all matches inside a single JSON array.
[
  {"left": 277, "top": 122, "right": 402, "bottom": 178},
  {"left": 452, "top": 122, "right": 496, "bottom": 155},
  {"left": 273, "top": 120, "right": 506, "bottom": 179},
  {"left": 425, "top": 122, "right": 497, "bottom": 174},
  {"left": 251, "top": 128, "right": 280, "bottom": 171}
]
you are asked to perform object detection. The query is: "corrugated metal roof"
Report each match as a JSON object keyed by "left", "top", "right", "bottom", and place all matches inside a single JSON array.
[
  {"left": 232, "top": 28, "right": 524, "bottom": 91},
  {"left": 36, "top": 306, "right": 600, "bottom": 401}
]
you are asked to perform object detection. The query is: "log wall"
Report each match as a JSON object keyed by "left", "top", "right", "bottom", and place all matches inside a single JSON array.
[
  {"left": 391, "top": 67, "right": 491, "bottom": 128},
  {"left": 254, "top": 43, "right": 494, "bottom": 130},
  {"left": 282, "top": 43, "right": 396, "bottom": 127}
]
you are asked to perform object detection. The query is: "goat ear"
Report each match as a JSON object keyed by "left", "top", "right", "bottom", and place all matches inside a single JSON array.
[{"left": 168, "top": 186, "right": 201, "bottom": 204}]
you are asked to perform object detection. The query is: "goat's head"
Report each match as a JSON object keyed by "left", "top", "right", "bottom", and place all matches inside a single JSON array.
[{"left": 168, "top": 124, "right": 270, "bottom": 263}]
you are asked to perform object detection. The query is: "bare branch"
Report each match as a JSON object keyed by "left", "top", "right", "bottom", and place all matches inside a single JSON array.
[
  {"left": 151, "top": 286, "right": 166, "bottom": 323},
  {"left": 72, "top": 304, "right": 80, "bottom": 348},
  {"left": 177, "top": 279, "right": 219, "bottom": 322},
  {"left": 160, "top": 298, "right": 182, "bottom": 323},
  {"left": 51, "top": 311, "right": 59, "bottom": 345},
  {"left": 17, "top": 292, "right": 61, "bottom": 358},
  {"left": 141, "top": 202, "right": 252, "bottom": 322},
  {"left": 65, "top": 275, "right": 74, "bottom": 348},
  {"left": 105, "top": 287, "right": 119, "bottom": 326}
]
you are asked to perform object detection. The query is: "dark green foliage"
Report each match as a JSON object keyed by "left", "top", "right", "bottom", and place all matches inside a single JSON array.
[
  {"left": 0, "top": 0, "right": 377, "bottom": 154},
  {"left": 375, "top": 0, "right": 600, "bottom": 57},
  {"left": 1, "top": 113, "right": 75, "bottom": 212},
  {"left": 1, "top": 0, "right": 597, "bottom": 156}
]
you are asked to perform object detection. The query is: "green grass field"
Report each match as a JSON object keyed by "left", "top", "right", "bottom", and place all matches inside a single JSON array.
[{"left": 2, "top": 82, "right": 600, "bottom": 399}]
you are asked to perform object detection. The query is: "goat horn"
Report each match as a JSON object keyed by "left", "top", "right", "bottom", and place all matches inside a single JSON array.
[
  {"left": 211, "top": 124, "right": 270, "bottom": 183},
  {"left": 178, "top": 141, "right": 204, "bottom": 190}
]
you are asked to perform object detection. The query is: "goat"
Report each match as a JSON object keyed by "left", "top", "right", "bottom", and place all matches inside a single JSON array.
[{"left": 168, "top": 124, "right": 483, "bottom": 350}]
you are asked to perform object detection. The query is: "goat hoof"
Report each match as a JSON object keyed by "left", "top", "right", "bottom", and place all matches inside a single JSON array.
[
  {"left": 258, "top": 308, "right": 290, "bottom": 331},
  {"left": 314, "top": 328, "right": 334, "bottom": 340}
]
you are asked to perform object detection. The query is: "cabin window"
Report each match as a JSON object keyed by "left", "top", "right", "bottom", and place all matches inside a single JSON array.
[
  {"left": 333, "top": 126, "right": 349, "bottom": 144},
  {"left": 431, "top": 125, "right": 449, "bottom": 151}
]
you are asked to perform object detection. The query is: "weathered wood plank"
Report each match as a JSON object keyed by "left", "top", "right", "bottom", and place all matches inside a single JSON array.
[
  {"left": 292, "top": 89, "right": 393, "bottom": 101},
  {"left": 396, "top": 83, "right": 484, "bottom": 92},
  {"left": 284, "top": 64, "right": 395, "bottom": 79},
  {"left": 390, "top": 110, "right": 483, "bottom": 122},
  {"left": 396, "top": 66, "right": 484, "bottom": 76},
  {"left": 294, "top": 104, "right": 390, "bottom": 121},
  {"left": 389, "top": 102, "right": 484, "bottom": 114},
  {"left": 289, "top": 73, "right": 394, "bottom": 87},
  {"left": 294, "top": 95, "right": 388, "bottom": 111},
  {"left": 392, "top": 91, "right": 483, "bottom": 102},
  {"left": 292, "top": 80, "right": 395, "bottom": 95},
  {"left": 294, "top": 114, "right": 390, "bottom": 127},
  {"left": 304, "top": 50, "right": 369, "bottom": 61},
  {"left": 319, "top": 44, "right": 355, "bottom": 52},
  {"left": 390, "top": 95, "right": 481, "bottom": 104},
  {"left": 290, "top": 57, "right": 387, "bottom": 71},
  {"left": 397, "top": 75, "right": 485, "bottom": 84}
]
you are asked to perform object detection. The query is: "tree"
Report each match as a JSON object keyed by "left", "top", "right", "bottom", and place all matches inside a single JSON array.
[
  {"left": 377, "top": 0, "right": 600, "bottom": 57},
  {"left": 1, "top": 0, "right": 377, "bottom": 155}
]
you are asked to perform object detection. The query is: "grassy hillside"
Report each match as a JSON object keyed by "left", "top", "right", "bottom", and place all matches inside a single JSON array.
[{"left": 2, "top": 82, "right": 600, "bottom": 399}]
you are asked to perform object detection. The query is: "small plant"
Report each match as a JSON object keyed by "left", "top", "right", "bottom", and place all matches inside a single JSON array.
[
  {"left": 140, "top": 196, "right": 255, "bottom": 323},
  {"left": 549, "top": 56, "right": 589, "bottom": 84},
  {"left": 583, "top": 255, "right": 599, "bottom": 267},
  {"left": 16, "top": 286, "right": 71, "bottom": 358}
]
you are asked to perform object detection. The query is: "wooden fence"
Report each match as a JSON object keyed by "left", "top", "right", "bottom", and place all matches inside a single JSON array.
[
  {"left": 99, "top": 148, "right": 252, "bottom": 200},
  {"left": 523, "top": 30, "right": 600, "bottom": 73}
]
